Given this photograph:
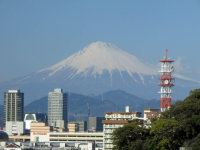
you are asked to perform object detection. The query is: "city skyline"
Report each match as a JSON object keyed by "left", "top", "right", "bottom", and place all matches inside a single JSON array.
[{"left": 0, "top": 0, "right": 200, "bottom": 83}]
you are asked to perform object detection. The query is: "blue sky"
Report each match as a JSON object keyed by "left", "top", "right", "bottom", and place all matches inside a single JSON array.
[{"left": 0, "top": 0, "right": 200, "bottom": 82}]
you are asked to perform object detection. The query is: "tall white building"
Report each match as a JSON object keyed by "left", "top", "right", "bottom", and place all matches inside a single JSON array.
[
  {"left": 48, "top": 89, "right": 67, "bottom": 129},
  {"left": 102, "top": 106, "right": 141, "bottom": 150}
]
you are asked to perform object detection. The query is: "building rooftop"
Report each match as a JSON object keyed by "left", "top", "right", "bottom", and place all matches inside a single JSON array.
[
  {"left": 102, "top": 120, "right": 129, "bottom": 124},
  {"left": 144, "top": 112, "right": 161, "bottom": 114},
  {"left": 105, "top": 112, "right": 141, "bottom": 114},
  {"left": 143, "top": 109, "right": 160, "bottom": 111},
  {"left": 7, "top": 90, "right": 20, "bottom": 93}
]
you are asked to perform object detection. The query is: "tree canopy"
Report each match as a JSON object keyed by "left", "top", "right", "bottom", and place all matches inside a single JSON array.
[{"left": 111, "top": 89, "right": 200, "bottom": 150}]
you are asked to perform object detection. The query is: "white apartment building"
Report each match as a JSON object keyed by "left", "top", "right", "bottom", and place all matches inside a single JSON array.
[
  {"left": 102, "top": 106, "right": 142, "bottom": 150},
  {"left": 143, "top": 109, "right": 161, "bottom": 128}
]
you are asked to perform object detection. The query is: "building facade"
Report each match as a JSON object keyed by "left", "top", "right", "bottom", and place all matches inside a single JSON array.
[
  {"left": 6, "top": 121, "right": 24, "bottom": 135},
  {"left": 48, "top": 89, "right": 67, "bottom": 129},
  {"left": 102, "top": 106, "right": 142, "bottom": 150},
  {"left": 68, "top": 121, "right": 87, "bottom": 132},
  {"left": 24, "top": 113, "right": 47, "bottom": 134},
  {"left": 30, "top": 122, "right": 51, "bottom": 142},
  {"left": 31, "top": 131, "right": 103, "bottom": 143},
  {"left": 88, "top": 117, "right": 104, "bottom": 132},
  {"left": 4, "top": 90, "right": 24, "bottom": 124},
  {"left": 143, "top": 109, "right": 161, "bottom": 128}
]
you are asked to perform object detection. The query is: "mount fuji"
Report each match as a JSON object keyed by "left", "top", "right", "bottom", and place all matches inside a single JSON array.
[{"left": 1, "top": 41, "right": 199, "bottom": 104}]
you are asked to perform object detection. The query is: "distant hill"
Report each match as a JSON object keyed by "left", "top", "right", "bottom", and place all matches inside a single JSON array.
[
  {"left": 0, "top": 90, "right": 161, "bottom": 124},
  {"left": 24, "top": 92, "right": 119, "bottom": 121},
  {"left": 24, "top": 90, "right": 161, "bottom": 121}
]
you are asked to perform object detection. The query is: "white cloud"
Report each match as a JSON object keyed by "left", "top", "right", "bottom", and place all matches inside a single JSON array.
[
  {"left": 174, "top": 73, "right": 200, "bottom": 84},
  {"left": 173, "top": 56, "right": 200, "bottom": 84},
  {"left": 174, "top": 56, "right": 191, "bottom": 74}
]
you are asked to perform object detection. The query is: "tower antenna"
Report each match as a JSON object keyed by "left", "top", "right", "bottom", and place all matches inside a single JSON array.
[{"left": 159, "top": 49, "right": 175, "bottom": 112}]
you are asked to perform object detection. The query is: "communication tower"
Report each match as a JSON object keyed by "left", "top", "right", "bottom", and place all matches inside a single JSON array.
[{"left": 159, "top": 49, "right": 175, "bottom": 112}]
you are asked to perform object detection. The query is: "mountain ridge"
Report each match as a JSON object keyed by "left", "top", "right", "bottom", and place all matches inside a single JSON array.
[
  {"left": 0, "top": 41, "right": 199, "bottom": 104},
  {"left": 24, "top": 90, "right": 161, "bottom": 121},
  {"left": 0, "top": 90, "right": 161, "bottom": 123}
]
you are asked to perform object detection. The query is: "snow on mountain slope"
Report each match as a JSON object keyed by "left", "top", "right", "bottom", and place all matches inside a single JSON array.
[
  {"left": 1, "top": 41, "right": 200, "bottom": 104},
  {"left": 39, "top": 41, "right": 157, "bottom": 80}
]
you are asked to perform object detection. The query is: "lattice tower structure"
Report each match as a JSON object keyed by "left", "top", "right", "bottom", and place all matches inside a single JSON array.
[{"left": 159, "top": 49, "right": 175, "bottom": 112}]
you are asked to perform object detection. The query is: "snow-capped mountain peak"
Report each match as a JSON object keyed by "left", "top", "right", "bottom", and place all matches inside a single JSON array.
[{"left": 39, "top": 41, "right": 157, "bottom": 78}]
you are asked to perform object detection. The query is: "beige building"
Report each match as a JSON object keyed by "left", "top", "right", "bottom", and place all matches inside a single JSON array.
[
  {"left": 30, "top": 122, "right": 103, "bottom": 143},
  {"left": 68, "top": 122, "right": 78, "bottom": 132},
  {"left": 68, "top": 121, "right": 87, "bottom": 132},
  {"left": 30, "top": 122, "right": 52, "bottom": 142}
]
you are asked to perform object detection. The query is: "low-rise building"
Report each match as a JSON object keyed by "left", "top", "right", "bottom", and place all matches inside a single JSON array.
[
  {"left": 6, "top": 121, "right": 24, "bottom": 136},
  {"left": 88, "top": 117, "right": 104, "bottom": 132},
  {"left": 30, "top": 122, "right": 52, "bottom": 142},
  {"left": 144, "top": 109, "right": 161, "bottom": 120},
  {"left": 49, "top": 132, "right": 103, "bottom": 143},
  {"left": 24, "top": 113, "right": 47, "bottom": 134},
  {"left": 0, "top": 141, "right": 103, "bottom": 150},
  {"left": 30, "top": 122, "right": 103, "bottom": 144},
  {"left": 143, "top": 109, "right": 161, "bottom": 128},
  {"left": 68, "top": 122, "right": 78, "bottom": 132},
  {"left": 68, "top": 121, "right": 87, "bottom": 132}
]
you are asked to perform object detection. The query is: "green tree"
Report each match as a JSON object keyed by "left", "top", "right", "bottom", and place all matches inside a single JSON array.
[
  {"left": 162, "top": 89, "right": 200, "bottom": 139},
  {"left": 191, "top": 133, "right": 200, "bottom": 150},
  {"left": 150, "top": 118, "right": 183, "bottom": 150},
  {"left": 112, "top": 121, "right": 149, "bottom": 150}
]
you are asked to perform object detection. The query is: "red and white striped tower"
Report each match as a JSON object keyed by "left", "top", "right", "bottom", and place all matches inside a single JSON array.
[{"left": 159, "top": 49, "right": 175, "bottom": 112}]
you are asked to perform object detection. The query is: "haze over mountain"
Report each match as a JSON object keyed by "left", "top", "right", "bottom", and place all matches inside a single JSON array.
[
  {"left": 0, "top": 90, "right": 161, "bottom": 122},
  {"left": 23, "top": 90, "right": 161, "bottom": 121},
  {"left": 0, "top": 41, "right": 199, "bottom": 104}
]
